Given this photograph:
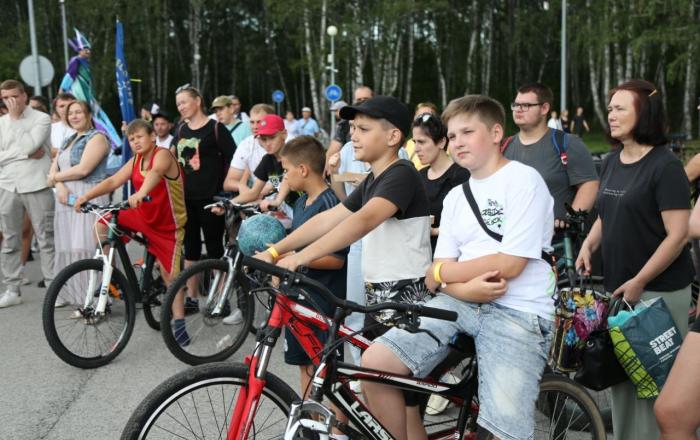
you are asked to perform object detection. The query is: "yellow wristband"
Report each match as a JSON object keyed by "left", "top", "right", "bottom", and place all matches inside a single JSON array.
[
  {"left": 433, "top": 262, "right": 444, "bottom": 284},
  {"left": 267, "top": 246, "right": 280, "bottom": 260}
]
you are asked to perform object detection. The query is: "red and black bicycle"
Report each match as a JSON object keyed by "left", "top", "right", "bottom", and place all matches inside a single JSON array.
[{"left": 122, "top": 256, "right": 606, "bottom": 440}]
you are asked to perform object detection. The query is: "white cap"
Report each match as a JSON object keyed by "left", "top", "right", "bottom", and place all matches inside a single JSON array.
[
  {"left": 330, "top": 100, "right": 348, "bottom": 111},
  {"left": 301, "top": 106, "right": 312, "bottom": 113}
]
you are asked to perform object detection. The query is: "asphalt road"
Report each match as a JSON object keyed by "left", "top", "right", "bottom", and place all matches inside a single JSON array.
[{"left": 0, "top": 256, "right": 297, "bottom": 440}]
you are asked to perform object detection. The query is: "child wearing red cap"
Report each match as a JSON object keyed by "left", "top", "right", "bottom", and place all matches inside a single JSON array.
[{"left": 225, "top": 114, "right": 298, "bottom": 215}]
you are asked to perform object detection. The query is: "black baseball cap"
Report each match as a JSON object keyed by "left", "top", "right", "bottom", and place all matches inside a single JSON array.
[
  {"left": 339, "top": 96, "right": 411, "bottom": 137},
  {"left": 151, "top": 111, "right": 172, "bottom": 123}
]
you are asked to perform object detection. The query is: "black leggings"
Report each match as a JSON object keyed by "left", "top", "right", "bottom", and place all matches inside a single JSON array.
[{"left": 184, "top": 198, "right": 225, "bottom": 261}]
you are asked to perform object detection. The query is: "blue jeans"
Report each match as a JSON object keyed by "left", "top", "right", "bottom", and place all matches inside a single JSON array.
[{"left": 377, "top": 294, "right": 553, "bottom": 440}]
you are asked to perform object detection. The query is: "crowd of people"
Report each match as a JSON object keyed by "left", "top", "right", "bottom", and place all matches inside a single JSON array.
[{"left": 1, "top": 71, "right": 699, "bottom": 440}]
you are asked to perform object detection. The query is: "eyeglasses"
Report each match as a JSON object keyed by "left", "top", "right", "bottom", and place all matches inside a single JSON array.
[
  {"left": 415, "top": 112, "right": 434, "bottom": 123},
  {"left": 510, "top": 102, "right": 543, "bottom": 111},
  {"left": 175, "top": 83, "right": 201, "bottom": 96}
]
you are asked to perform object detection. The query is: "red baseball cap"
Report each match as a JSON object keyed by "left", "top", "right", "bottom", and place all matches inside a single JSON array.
[{"left": 256, "top": 114, "right": 285, "bottom": 136}]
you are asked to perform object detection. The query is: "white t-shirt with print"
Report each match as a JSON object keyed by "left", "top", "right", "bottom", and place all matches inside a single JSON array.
[
  {"left": 435, "top": 160, "right": 556, "bottom": 320},
  {"left": 230, "top": 134, "right": 266, "bottom": 176}
]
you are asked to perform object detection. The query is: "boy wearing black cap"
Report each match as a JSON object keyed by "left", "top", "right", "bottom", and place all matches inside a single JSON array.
[
  {"left": 257, "top": 95, "right": 433, "bottom": 336},
  {"left": 152, "top": 112, "right": 174, "bottom": 148}
]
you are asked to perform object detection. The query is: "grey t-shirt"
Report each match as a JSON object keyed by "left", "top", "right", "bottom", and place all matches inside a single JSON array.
[{"left": 504, "top": 129, "right": 598, "bottom": 219}]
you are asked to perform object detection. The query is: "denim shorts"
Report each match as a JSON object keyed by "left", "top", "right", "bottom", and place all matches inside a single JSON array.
[{"left": 377, "top": 294, "right": 554, "bottom": 440}]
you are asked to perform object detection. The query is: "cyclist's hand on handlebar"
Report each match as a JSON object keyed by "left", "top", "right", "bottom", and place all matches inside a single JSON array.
[
  {"left": 554, "top": 218, "right": 570, "bottom": 230},
  {"left": 211, "top": 205, "right": 225, "bottom": 216},
  {"left": 259, "top": 199, "right": 276, "bottom": 212},
  {"left": 253, "top": 248, "right": 276, "bottom": 265},
  {"left": 276, "top": 253, "right": 306, "bottom": 273},
  {"left": 73, "top": 195, "right": 88, "bottom": 213},
  {"left": 128, "top": 192, "right": 147, "bottom": 209}
]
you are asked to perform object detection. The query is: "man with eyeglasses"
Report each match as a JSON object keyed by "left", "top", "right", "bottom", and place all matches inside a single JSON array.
[{"left": 505, "top": 83, "right": 598, "bottom": 229}]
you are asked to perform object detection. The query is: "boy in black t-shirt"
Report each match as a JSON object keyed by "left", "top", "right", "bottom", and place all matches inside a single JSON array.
[
  {"left": 229, "top": 114, "right": 295, "bottom": 211},
  {"left": 256, "top": 96, "right": 432, "bottom": 335}
]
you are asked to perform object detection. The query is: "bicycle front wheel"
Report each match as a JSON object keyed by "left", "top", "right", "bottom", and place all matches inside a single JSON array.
[
  {"left": 161, "top": 259, "right": 254, "bottom": 365},
  {"left": 42, "top": 259, "right": 136, "bottom": 369},
  {"left": 535, "top": 374, "right": 607, "bottom": 439},
  {"left": 121, "top": 362, "right": 298, "bottom": 440}
]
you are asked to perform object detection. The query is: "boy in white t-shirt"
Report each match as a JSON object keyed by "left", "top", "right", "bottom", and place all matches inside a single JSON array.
[{"left": 362, "top": 95, "right": 556, "bottom": 440}]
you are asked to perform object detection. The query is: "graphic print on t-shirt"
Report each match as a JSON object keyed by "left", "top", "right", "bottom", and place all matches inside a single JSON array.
[
  {"left": 176, "top": 138, "right": 200, "bottom": 173},
  {"left": 481, "top": 199, "right": 504, "bottom": 231},
  {"left": 268, "top": 173, "right": 282, "bottom": 192}
]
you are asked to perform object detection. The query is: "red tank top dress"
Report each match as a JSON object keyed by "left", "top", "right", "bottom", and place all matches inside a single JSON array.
[{"left": 117, "top": 149, "right": 187, "bottom": 274}]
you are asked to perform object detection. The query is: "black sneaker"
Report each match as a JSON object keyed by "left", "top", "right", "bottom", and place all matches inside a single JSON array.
[
  {"left": 37, "top": 280, "right": 46, "bottom": 288},
  {"left": 184, "top": 297, "right": 199, "bottom": 315}
]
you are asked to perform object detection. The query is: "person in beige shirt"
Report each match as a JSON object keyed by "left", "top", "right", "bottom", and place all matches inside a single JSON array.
[{"left": 0, "top": 79, "right": 55, "bottom": 308}]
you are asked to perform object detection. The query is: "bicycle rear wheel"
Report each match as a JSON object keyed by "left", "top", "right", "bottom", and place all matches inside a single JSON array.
[
  {"left": 121, "top": 362, "right": 298, "bottom": 440},
  {"left": 161, "top": 259, "right": 254, "bottom": 365},
  {"left": 42, "top": 259, "right": 136, "bottom": 369},
  {"left": 535, "top": 374, "right": 607, "bottom": 439}
]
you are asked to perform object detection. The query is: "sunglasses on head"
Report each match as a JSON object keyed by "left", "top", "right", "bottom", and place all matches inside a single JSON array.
[
  {"left": 175, "top": 83, "right": 202, "bottom": 96},
  {"left": 415, "top": 112, "right": 434, "bottom": 123}
]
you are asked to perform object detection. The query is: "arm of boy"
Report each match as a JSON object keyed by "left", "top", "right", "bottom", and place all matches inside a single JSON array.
[
  {"left": 434, "top": 253, "right": 528, "bottom": 285},
  {"left": 307, "top": 254, "right": 345, "bottom": 270},
  {"left": 233, "top": 178, "right": 266, "bottom": 205},
  {"left": 127, "top": 149, "right": 171, "bottom": 208},
  {"left": 74, "top": 158, "right": 134, "bottom": 212},
  {"left": 254, "top": 202, "right": 353, "bottom": 264},
  {"left": 274, "top": 197, "right": 397, "bottom": 271},
  {"left": 49, "top": 134, "right": 110, "bottom": 184},
  {"left": 260, "top": 180, "right": 290, "bottom": 212},
  {"left": 223, "top": 167, "right": 244, "bottom": 192},
  {"left": 440, "top": 270, "right": 507, "bottom": 302}
]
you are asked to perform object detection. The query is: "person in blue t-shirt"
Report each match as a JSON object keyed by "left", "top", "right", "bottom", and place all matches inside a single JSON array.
[
  {"left": 299, "top": 107, "right": 321, "bottom": 137},
  {"left": 276, "top": 135, "right": 348, "bottom": 399}
]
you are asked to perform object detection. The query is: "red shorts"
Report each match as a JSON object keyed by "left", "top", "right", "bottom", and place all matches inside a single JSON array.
[{"left": 111, "top": 209, "right": 184, "bottom": 275}]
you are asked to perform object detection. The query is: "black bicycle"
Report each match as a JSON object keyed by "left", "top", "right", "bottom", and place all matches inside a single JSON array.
[
  {"left": 123, "top": 256, "right": 606, "bottom": 440},
  {"left": 160, "top": 197, "right": 274, "bottom": 365},
  {"left": 42, "top": 199, "right": 166, "bottom": 369}
]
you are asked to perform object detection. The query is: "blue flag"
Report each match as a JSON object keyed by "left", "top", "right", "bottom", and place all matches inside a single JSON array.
[
  {"left": 115, "top": 19, "right": 135, "bottom": 165},
  {"left": 115, "top": 19, "right": 136, "bottom": 198}
]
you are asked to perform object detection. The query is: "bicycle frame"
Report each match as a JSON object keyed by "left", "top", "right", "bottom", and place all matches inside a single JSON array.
[
  {"left": 226, "top": 292, "right": 478, "bottom": 440},
  {"left": 84, "top": 210, "right": 155, "bottom": 314}
]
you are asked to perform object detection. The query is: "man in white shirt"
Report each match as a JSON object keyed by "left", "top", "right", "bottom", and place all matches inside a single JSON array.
[
  {"left": 152, "top": 112, "right": 174, "bottom": 148},
  {"left": 223, "top": 103, "right": 272, "bottom": 194},
  {"left": 0, "top": 80, "right": 55, "bottom": 308},
  {"left": 50, "top": 93, "right": 76, "bottom": 153}
]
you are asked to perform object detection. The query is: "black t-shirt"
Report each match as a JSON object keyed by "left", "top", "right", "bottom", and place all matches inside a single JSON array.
[
  {"left": 254, "top": 154, "right": 300, "bottom": 206},
  {"left": 343, "top": 159, "right": 432, "bottom": 283},
  {"left": 572, "top": 115, "right": 585, "bottom": 135},
  {"left": 174, "top": 120, "right": 236, "bottom": 200},
  {"left": 597, "top": 146, "right": 694, "bottom": 292},
  {"left": 419, "top": 162, "right": 470, "bottom": 252}
]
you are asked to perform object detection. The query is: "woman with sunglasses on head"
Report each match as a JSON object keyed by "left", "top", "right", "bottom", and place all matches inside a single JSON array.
[
  {"left": 172, "top": 85, "right": 236, "bottom": 320},
  {"left": 412, "top": 113, "right": 470, "bottom": 254}
]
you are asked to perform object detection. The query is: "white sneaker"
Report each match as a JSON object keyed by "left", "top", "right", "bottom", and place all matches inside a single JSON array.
[
  {"left": 222, "top": 309, "right": 243, "bottom": 325},
  {"left": 21, "top": 277, "right": 31, "bottom": 286},
  {"left": 55, "top": 297, "right": 70, "bottom": 308},
  {"left": 0, "top": 291, "right": 22, "bottom": 308}
]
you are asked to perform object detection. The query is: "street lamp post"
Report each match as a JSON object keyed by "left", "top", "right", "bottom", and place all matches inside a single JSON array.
[
  {"left": 27, "top": 0, "right": 42, "bottom": 96},
  {"left": 59, "top": 0, "right": 69, "bottom": 69},
  {"left": 560, "top": 0, "right": 567, "bottom": 114},
  {"left": 327, "top": 25, "right": 338, "bottom": 139}
]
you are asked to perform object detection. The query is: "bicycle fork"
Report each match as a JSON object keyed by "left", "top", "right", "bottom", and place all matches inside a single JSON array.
[
  {"left": 226, "top": 337, "right": 275, "bottom": 440},
  {"left": 207, "top": 252, "right": 241, "bottom": 316},
  {"left": 84, "top": 247, "right": 116, "bottom": 315}
]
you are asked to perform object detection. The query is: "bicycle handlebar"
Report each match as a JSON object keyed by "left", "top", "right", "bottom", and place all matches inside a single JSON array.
[
  {"left": 205, "top": 197, "right": 270, "bottom": 214},
  {"left": 80, "top": 196, "right": 152, "bottom": 213},
  {"left": 241, "top": 255, "right": 458, "bottom": 323}
]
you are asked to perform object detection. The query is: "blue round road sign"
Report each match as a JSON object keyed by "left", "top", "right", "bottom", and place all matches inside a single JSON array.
[
  {"left": 272, "top": 90, "right": 285, "bottom": 103},
  {"left": 325, "top": 84, "right": 342, "bottom": 102}
]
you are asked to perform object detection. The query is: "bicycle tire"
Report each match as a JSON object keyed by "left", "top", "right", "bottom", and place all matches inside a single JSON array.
[
  {"left": 142, "top": 272, "right": 166, "bottom": 331},
  {"left": 42, "top": 259, "right": 136, "bottom": 369},
  {"left": 121, "top": 362, "right": 298, "bottom": 440},
  {"left": 161, "top": 259, "right": 254, "bottom": 365},
  {"left": 535, "top": 374, "right": 607, "bottom": 439}
]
